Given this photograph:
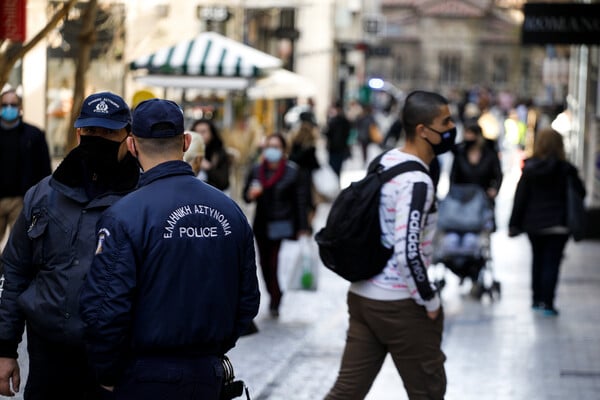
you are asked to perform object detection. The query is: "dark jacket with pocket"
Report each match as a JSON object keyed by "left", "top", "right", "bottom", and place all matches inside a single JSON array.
[{"left": 0, "top": 149, "right": 138, "bottom": 358}]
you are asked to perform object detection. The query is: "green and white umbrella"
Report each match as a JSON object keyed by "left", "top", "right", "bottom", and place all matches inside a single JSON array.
[{"left": 130, "top": 31, "right": 282, "bottom": 90}]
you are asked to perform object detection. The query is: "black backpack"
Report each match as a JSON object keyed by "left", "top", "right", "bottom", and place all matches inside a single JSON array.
[{"left": 315, "top": 155, "right": 429, "bottom": 282}]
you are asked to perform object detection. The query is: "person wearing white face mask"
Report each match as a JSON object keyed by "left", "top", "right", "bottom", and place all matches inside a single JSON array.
[
  {"left": 0, "top": 89, "right": 51, "bottom": 248},
  {"left": 243, "top": 133, "right": 312, "bottom": 318}
]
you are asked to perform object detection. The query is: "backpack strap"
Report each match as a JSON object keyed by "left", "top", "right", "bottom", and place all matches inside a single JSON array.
[
  {"left": 379, "top": 160, "right": 429, "bottom": 182},
  {"left": 367, "top": 151, "right": 387, "bottom": 174},
  {"left": 367, "top": 150, "right": 430, "bottom": 182},
  {"left": 368, "top": 150, "right": 429, "bottom": 176},
  {"left": 377, "top": 159, "right": 435, "bottom": 214}
]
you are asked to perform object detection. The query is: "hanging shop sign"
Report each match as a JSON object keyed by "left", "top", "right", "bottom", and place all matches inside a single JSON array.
[
  {"left": 522, "top": 3, "right": 600, "bottom": 45},
  {"left": 198, "top": 6, "right": 230, "bottom": 23},
  {"left": 0, "top": 0, "right": 26, "bottom": 42}
]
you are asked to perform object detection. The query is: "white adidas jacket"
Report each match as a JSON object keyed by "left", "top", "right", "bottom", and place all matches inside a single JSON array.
[{"left": 350, "top": 149, "right": 441, "bottom": 312}]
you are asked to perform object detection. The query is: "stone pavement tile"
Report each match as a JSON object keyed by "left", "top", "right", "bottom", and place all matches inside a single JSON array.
[
  {"left": 440, "top": 235, "right": 600, "bottom": 400},
  {"left": 228, "top": 319, "right": 312, "bottom": 398},
  {"left": 228, "top": 230, "right": 351, "bottom": 398},
  {"left": 258, "top": 349, "right": 340, "bottom": 400},
  {"left": 365, "top": 356, "right": 408, "bottom": 400}
]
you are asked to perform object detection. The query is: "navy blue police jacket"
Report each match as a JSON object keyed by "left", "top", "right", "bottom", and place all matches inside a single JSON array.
[
  {"left": 0, "top": 148, "right": 139, "bottom": 359},
  {"left": 80, "top": 161, "right": 260, "bottom": 385}
]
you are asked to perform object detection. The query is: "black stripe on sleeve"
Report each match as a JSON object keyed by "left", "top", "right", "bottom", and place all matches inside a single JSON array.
[{"left": 405, "top": 181, "right": 435, "bottom": 300}]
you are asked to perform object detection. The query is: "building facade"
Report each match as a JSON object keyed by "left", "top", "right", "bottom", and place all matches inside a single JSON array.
[{"left": 11, "top": 0, "right": 599, "bottom": 226}]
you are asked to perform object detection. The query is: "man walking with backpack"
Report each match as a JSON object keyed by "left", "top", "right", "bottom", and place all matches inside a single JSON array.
[{"left": 325, "top": 90, "right": 455, "bottom": 400}]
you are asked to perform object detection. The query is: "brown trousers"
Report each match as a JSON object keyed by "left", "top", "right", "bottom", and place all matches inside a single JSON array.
[
  {"left": 326, "top": 292, "right": 446, "bottom": 400},
  {"left": 0, "top": 196, "right": 23, "bottom": 246}
]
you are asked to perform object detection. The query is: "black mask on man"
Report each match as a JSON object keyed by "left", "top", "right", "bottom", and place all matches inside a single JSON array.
[
  {"left": 78, "top": 135, "right": 124, "bottom": 174},
  {"left": 425, "top": 126, "right": 457, "bottom": 155},
  {"left": 463, "top": 139, "right": 477, "bottom": 150},
  {"left": 78, "top": 135, "right": 139, "bottom": 199}
]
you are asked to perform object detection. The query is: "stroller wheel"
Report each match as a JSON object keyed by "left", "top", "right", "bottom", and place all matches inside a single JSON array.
[
  {"left": 469, "top": 282, "right": 484, "bottom": 300},
  {"left": 491, "top": 281, "right": 501, "bottom": 298}
]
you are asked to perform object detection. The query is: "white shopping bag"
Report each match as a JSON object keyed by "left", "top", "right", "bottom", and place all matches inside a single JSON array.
[
  {"left": 312, "top": 164, "right": 340, "bottom": 201},
  {"left": 287, "top": 236, "right": 319, "bottom": 291}
]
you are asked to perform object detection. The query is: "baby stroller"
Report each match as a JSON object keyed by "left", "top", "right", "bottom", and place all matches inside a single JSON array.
[{"left": 431, "top": 184, "right": 501, "bottom": 300}]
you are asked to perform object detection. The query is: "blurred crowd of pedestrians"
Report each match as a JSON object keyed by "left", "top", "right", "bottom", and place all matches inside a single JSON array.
[{"left": 0, "top": 81, "right": 590, "bottom": 400}]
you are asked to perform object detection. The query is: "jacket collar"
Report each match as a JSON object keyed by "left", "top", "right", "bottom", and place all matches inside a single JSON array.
[
  {"left": 139, "top": 160, "right": 195, "bottom": 187},
  {"left": 50, "top": 146, "right": 140, "bottom": 205}
]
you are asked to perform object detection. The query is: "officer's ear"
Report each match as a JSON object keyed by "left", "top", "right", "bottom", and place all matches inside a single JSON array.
[
  {"left": 183, "top": 132, "right": 192, "bottom": 153},
  {"left": 76, "top": 128, "right": 83, "bottom": 145},
  {"left": 126, "top": 136, "right": 138, "bottom": 158}
]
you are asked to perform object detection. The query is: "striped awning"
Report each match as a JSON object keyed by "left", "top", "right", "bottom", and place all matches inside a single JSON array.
[{"left": 130, "top": 31, "right": 282, "bottom": 78}]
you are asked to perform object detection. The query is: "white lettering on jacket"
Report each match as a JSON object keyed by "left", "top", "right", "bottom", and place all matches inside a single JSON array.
[
  {"left": 406, "top": 210, "right": 427, "bottom": 282},
  {"left": 163, "top": 204, "right": 232, "bottom": 238},
  {"left": 179, "top": 226, "right": 218, "bottom": 238}
]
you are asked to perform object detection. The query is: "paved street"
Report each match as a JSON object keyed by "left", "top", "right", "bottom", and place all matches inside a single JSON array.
[{"left": 229, "top": 216, "right": 600, "bottom": 399}]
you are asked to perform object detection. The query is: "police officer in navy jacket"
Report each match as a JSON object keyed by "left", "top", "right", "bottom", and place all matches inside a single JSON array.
[
  {"left": 80, "top": 99, "right": 260, "bottom": 399},
  {"left": 0, "top": 91, "right": 139, "bottom": 399}
]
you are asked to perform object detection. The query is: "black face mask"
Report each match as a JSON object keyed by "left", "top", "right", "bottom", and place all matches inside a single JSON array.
[
  {"left": 463, "top": 139, "right": 477, "bottom": 149},
  {"left": 78, "top": 135, "right": 140, "bottom": 197},
  {"left": 52, "top": 134, "right": 139, "bottom": 198},
  {"left": 425, "top": 126, "right": 457, "bottom": 155},
  {"left": 78, "top": 135, "right": 124, "bottom": 172}
]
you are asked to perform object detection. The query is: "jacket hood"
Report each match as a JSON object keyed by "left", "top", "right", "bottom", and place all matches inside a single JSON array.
[{"left": 522, "top": 157, "right": 565, "bottom": 178}]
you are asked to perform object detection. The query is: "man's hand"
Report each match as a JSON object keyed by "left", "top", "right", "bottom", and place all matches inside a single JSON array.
[
  {"left": 296, "top": 230, "right": 312, "bottom": 239},
  {"left": 101, "top": 385, "right": 115, "bottom": 392},
  {"left": 486, "top": 187, "right": 498, "bottom": 199},
  {"left": 508, "top": 227, "right": 521, "bottom": 238},
  {"left": 427, "top": 307, "right": 441, "bottom": 321},
  {"left": 0, "top": 357, "right": 20, "bottom": 396},
  {"left": 201, "top": 159, "right": 212, "bottom": 171}
]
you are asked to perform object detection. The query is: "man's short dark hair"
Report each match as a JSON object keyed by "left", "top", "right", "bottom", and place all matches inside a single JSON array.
[
  {"left": 267, "top": 132, "right": 287, "bottom": 153},
  {"left": 464, "top": 122, "right": 483, "bottom": 136},
  {"left": 402, "top": 91, "right": 449, "bottom": 140},
  {"left": 0, "top": 89, "right": 22, "bottom": 106},
  {"left": 136, "top": 134, "right": 184, "bottom": 156}
]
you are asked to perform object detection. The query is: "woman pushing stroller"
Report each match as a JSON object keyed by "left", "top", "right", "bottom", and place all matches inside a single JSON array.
[
  {"left": 432, "top": 122, "right": 503, "bottom": 298},
  {"left": 450, "top": 122, "right": 503, "bottom": 230}
]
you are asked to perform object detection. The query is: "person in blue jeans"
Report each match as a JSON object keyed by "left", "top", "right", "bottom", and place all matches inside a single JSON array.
[{"left": 509, "top": 127, "right": 586, "bottom": 316}]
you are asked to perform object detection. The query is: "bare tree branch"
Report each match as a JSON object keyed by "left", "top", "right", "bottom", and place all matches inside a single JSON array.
[
  {"left": 0, "top": 0, "right": 79, "bottom": 89},
  {"left": 67, "top": 0, "right": 98, "bottom": 151}
]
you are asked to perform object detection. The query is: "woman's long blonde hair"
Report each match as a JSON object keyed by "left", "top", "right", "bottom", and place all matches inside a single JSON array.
[
  {"left": 533, "top": 128, "right": 565, "bottom": 161},
  {"left": 290, "top": 121, "right": 317, "bottom": 148}
]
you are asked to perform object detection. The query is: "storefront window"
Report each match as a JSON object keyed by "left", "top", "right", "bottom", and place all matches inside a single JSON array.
[{"left": 439, "top": 53, "right": 461, "bottom": 86}]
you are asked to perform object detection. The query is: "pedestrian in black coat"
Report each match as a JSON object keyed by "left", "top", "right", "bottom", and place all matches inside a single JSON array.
[
  {"left": 243, "top": 133, "right": 312, "bottom": 317},
  {"left": 509, "top": 128, "right": 586, "bottom": 316},
  {"left": 289, "top": 119, "right": 320, "bottom": 217},
  {"left": 323, "top": 101, "right": 351, "bottom": 177},
  {"left": 450, "top": 122, "right": 502, "bottom": 230},
  {"left": 0, "top": 89, "right": 52, "bottom": 245}
]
